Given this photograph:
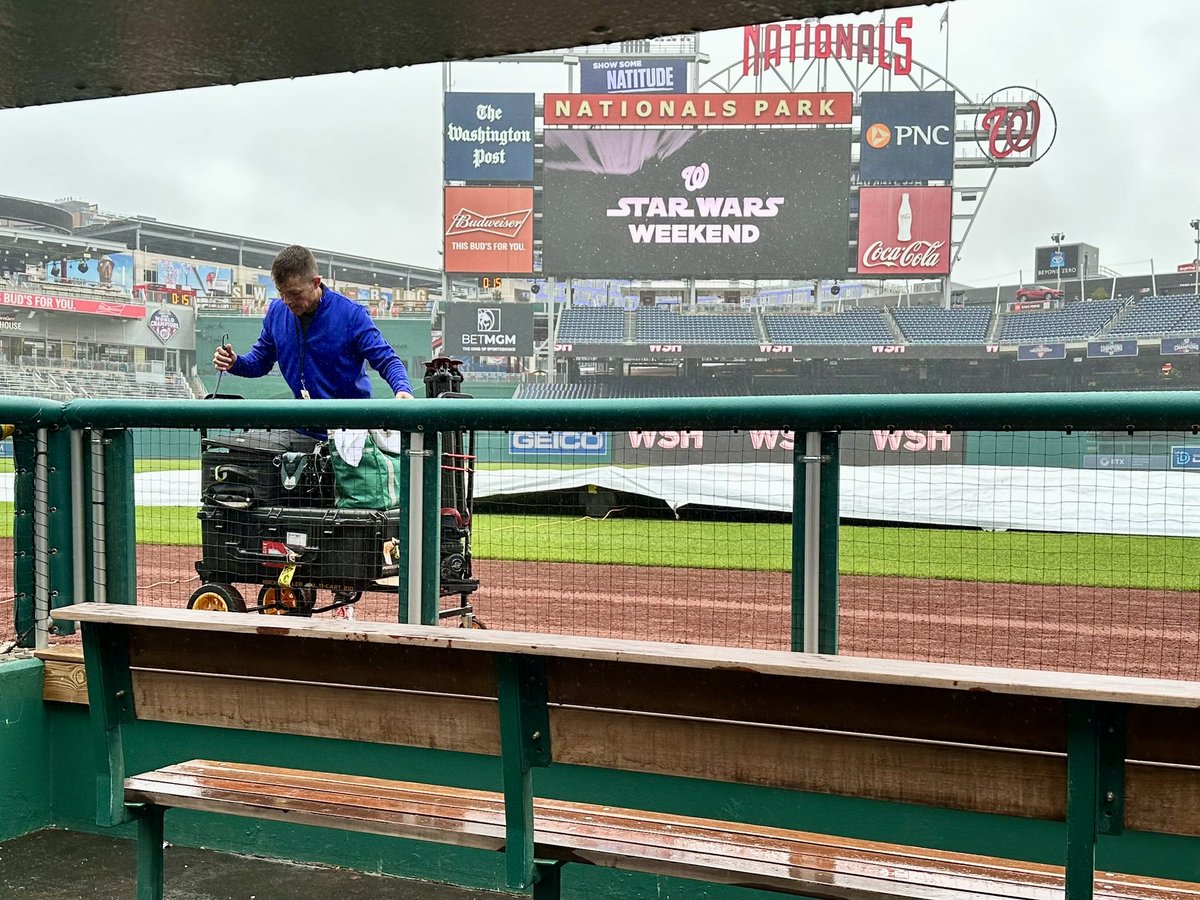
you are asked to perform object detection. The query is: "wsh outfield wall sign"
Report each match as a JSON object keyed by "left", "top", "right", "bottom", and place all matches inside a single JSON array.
[{"left": 443, "top": 301, "right": 534, "bottom": 356}]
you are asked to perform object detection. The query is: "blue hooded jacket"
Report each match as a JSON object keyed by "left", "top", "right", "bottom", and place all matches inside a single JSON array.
[{"left": 229, "top": 285, "right": 412, "bottom": 398}]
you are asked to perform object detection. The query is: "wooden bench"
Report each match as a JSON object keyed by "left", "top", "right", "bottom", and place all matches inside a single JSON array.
[{"left": 57, "top": 603, "right": 1200, "bottom": 900}]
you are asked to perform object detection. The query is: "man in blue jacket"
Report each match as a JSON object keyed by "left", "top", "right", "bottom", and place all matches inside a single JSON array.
[{"left": 213, "top": 245, "right": 413, "bottom": 400}]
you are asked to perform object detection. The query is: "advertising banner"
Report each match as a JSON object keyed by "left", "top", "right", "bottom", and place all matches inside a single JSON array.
[
  {"left": 509, "top": 431, "right": 611, "bottom": 457},
  {"left": 0, "top": 290, "right": 146, "bottom": 319},
  {"left": 156, "top": 260, "right": 233, "bottom": 297},
  {"left": 443, "top": 187, "right": 534, "bottom": 274},
  {"left": 859, "top": 91, "right": 955, "bottom": 182},
  {"left": 542, "top": 129, "right": 850, "bottom": 278},
  {"left": 1034, "top": 242, "right": 1098, "bottom": 279},
  {"left": 856, "top": 186, "right": 951, "bottom": 275},
  {"left": 1087, "top": 339, "right": 1138, "bottom": 359},
  {"left": 45, "top": 252, "right": 135, "bottom": 291},
  {"left": 579, "top": 58, "right": 688, "bottom": 94},
  {"left": 443, "top": 92, "right": 535, "bottom": 183},
  {"left": 1171, "top": 447, "right": 1200, "bottom": 470},
  {"left": 611, "top": 428, "right": 965, "bottom": 467},
  {"left": 544, "top": 92, "right": 852, "bottom": 126},
  {"left": 1016, "top": 342, "right": 1067, "bottom": 361},
  {"left": 443, "top": 301, "right": 534, "bottom": 356},
  {"left": 1161, "top": 336, "right": 1200, "bottom": 355}
]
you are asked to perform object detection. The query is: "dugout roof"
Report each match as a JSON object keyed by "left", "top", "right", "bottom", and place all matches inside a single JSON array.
[{"left": 0, "top": 0, "right": 917, "bottom": 109}]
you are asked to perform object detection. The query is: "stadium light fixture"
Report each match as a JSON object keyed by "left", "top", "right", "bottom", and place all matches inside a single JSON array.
[{"left": 1051, "top": 232, "right": 1066, "bottom": 293}]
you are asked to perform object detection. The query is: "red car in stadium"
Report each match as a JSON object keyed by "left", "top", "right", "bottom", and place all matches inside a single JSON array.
[{"left": 1014, "top": 285, "right": 1065, "bottom": 301}]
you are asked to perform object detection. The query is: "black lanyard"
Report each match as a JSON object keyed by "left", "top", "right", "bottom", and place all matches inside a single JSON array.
[{"left": 293, "top": 312, "right": 310, "bottom": 399}]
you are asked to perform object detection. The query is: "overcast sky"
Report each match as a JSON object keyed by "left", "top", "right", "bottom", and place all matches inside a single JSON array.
[{"left": 0, "top": 0, "right": 1195, "bottom": 286}]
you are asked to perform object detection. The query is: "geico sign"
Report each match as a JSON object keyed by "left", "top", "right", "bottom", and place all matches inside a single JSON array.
[{"left": 509, "top": 431, "right": 608, "bottom": 454}]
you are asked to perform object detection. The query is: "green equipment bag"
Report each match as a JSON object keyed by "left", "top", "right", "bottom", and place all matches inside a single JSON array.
[{"left": 330, "top": 430, "right": 405, "bottom": 509}]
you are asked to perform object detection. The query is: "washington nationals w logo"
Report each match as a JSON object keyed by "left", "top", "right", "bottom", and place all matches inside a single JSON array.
[{"left": 975, "top": 87, "right": 1057, "bottom": 164}]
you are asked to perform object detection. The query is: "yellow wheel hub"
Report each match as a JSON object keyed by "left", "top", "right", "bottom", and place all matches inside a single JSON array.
[
  {"left": 261, "top": 587, "right": 298, "bottom": 615},
  {"left": 190, "top": 592, "right": 230, "bottom": 612}
]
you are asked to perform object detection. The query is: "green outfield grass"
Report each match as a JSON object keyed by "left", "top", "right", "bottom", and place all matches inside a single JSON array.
[{"left": 6, "top": 505, "right": 1196, "bottom": 592}]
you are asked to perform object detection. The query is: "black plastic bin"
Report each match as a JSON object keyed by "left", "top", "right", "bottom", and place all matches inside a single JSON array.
[
  {"left": 200, "top": 430, "right": 333, "bottom": 510},
  {"left": 196, "top": 504, "right": 400, "bottom": 591}
]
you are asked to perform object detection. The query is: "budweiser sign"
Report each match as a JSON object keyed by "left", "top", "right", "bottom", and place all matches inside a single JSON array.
[
  {"left": 0, "top": 290, "right": 147, "bottom": 319},
  {"left": 445, "top": 207, "right": 532, "bottom": 238},
  {"left": 856, "top": 187, "right": 952, "bottom": 276},
  {"left": 443, "top": 187, "right": 534, "bottom": 274}
]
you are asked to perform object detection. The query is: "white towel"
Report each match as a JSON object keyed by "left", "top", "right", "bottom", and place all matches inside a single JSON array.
[
  {"left": 370, "top": 429, "right": 404, "bottom": 455},
  {"left": 332, "top": 429, "right": 368, "bottom": 467}
]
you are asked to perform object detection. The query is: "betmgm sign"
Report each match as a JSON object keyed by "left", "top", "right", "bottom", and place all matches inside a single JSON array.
[{"left": 444, "top": 301, "right": 534, "bottom": 356}]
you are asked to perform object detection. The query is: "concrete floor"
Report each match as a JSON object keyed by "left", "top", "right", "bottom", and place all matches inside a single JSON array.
[{"left": 0, "top": 829, "right": 516, "bottom": 900}]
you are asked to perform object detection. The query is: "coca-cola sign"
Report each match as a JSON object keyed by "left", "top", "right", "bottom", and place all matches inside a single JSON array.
[
  {"left": 856, "top": 187, "right": 951, "bottom": 276},
  {"left": 443, "top": 186, "right": 534, "bottom": 274}
]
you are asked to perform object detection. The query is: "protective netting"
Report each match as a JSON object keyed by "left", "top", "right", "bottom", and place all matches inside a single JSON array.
[
  {"left": 839, "top": 430, "right": 1200, "bottom": 679},
  {"left": 15, "top": 423, "right": 1200, "bottom": 679}
]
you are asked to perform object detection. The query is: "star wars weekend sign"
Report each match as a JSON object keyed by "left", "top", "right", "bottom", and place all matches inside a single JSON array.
[{"left": 541, "top": 129, "right": 850, "bottom": 278}]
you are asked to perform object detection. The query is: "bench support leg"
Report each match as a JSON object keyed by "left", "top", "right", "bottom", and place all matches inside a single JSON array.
[
  {"left": 1066, "top": 701, "right": 1098, "bottom": 900},
  {"left": 135, "top": 804, "right": 165, "bottom": 900},
  {"left": 532, "top": 859, "right": 564, "bottom": 900}
]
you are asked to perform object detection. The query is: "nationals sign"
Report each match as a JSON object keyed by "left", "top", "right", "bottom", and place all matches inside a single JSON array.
[
  {"left": 443, "top": 187, "right": 533, "bottom": 274},
  {"left": 0, "top": 290, "right": 146, "bottom": 319},
  {"left": 544, "top": 92, "right": 852, "bottom": 126},
  {"left": 857, "top": 187, "right": 951, "bottom": 275}
]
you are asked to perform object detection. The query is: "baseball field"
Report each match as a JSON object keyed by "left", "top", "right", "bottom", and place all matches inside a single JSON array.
[{"left": 3, "top": 503, "right": 1193, "bottom": 680}]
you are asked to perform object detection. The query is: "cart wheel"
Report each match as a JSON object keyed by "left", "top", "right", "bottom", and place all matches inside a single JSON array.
[
  {"left": 458, "top": 613, "right": 486, "bottom": 630},
  {"left": 258, "top": 584, "right": 316, "bottom": 617},
  {"left": 187, "top": 583, "right": 246, "bottom": 613}
]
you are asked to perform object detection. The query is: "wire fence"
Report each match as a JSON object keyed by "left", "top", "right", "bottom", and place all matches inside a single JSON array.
[{"left": 6, "top": 394, "right": 1200, "bottom": 679}]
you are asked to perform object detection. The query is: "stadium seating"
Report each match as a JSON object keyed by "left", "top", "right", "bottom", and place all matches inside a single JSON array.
[
  {"left": 1107, "top": 294, "right": 1200, "bottom": 337},
  {"left": 891, "top": 306, "right": 992, "bottom": 344},
  {"left": 0, "top": 363, "right": 194, "bottom": 400},
  {"left": 515, "top": 377, "right": 750, "bottom": 400},
  {"left": 634, "top": 308, "right": 758, "bottom": 344},
  {"left": 512, "top": 382, "right": 602, "bottom": 400},
  {"left": 556, "top": 307, "right": 626, "bottom": 343},
  {"left": 763, "top": 309, "right": 892, "bottom": 345},
  {"left": 998, "top": 299, "right": 1123, "bottom": 342}
]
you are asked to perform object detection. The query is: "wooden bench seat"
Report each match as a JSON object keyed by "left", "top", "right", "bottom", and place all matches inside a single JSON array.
[
  {"left": 56, "top": 603, "right": 1200, "bottom": 900},
  {"left": 126, "top": 760, "right": 1200, "bottom": 900}
]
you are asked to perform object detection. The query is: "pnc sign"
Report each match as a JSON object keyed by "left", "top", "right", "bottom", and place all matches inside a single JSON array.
[{"left": 859, "top": 92, "right": 956, "bottom": 182}]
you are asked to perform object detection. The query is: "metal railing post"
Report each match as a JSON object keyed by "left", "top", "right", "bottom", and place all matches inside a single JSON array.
[
  {"left": 12, "top": 431, "right": 37, "bottom": 647},
  {"left": 421, "top": 431, "right": 442, "bottom": 626},
  {"left": 792, "top": 431, "right": 839, "bottom": 655},
  {"left": 404, "top": 431, "right": 426, "bottom": 625},
  {"left": 101, "top": 430, "right": 137, "bottom": 605}
]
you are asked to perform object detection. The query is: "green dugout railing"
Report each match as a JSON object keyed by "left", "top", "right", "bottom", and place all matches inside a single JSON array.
[{"left": 5, "top": 390, "right": 1200, "bottom": 651}]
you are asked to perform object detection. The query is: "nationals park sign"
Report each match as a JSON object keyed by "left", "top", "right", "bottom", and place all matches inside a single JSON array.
[{"left": 544, "top": 92, "right": 852, "bottom": 126}]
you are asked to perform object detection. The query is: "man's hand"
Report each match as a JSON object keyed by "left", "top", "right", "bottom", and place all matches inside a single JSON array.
[
  {"left": 395, "top": 391, "right": 414, "bottom": 399},
  {"left": 213, "top": 344, "right": 237, "bottom": 371}
]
